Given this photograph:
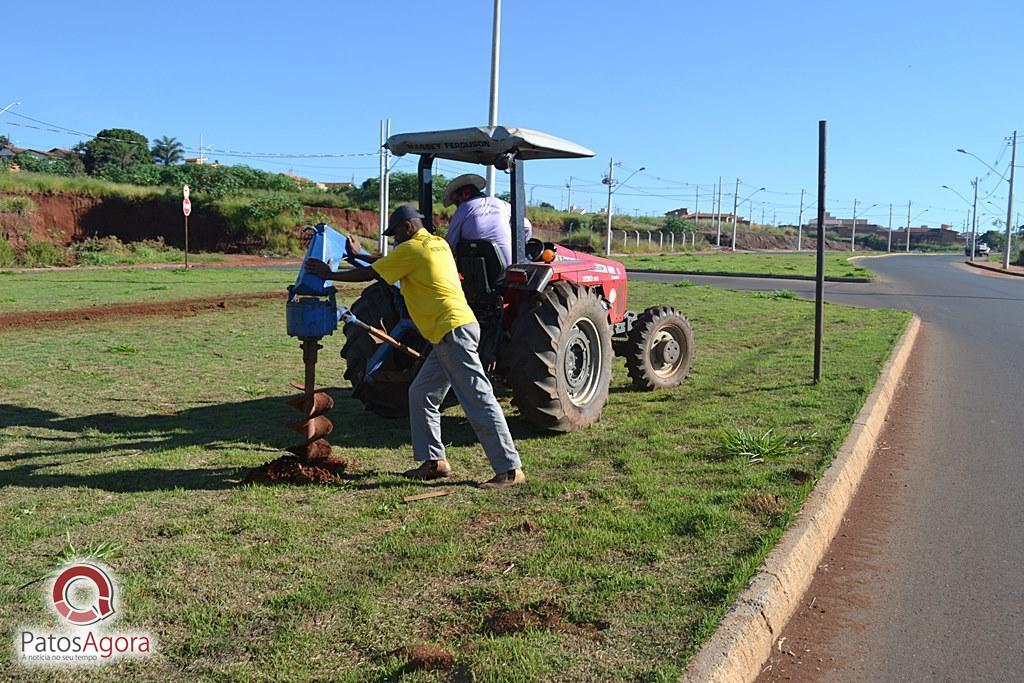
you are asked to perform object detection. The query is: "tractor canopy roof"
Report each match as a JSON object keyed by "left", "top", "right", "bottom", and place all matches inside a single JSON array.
[{"left": 386, "top": 126, "right": 594, "bottom": 164}]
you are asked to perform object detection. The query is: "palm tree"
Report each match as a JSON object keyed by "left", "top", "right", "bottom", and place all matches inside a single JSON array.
[{"left": 151, "top": 136, "right": 184, "bottom": 165}]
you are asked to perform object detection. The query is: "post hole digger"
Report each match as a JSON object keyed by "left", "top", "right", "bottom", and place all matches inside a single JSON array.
[{"left": 247, "top": 225, "right": 421, "bottom": 484}]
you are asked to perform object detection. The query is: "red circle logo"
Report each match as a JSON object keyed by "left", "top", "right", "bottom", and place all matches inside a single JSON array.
[{"left": 51, "top": 563, "right": 116, "bottom": 625}]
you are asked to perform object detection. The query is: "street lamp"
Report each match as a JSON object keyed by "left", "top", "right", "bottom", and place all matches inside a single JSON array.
[
  {"left": 958, "top": 133, "right": 1017, "bottom": 269},
  {"left": 942, "top": 181, "right": 979, "bottom": 261},
  {"left": 602, "top": 163, "right": 645, "bottom": 256},
  {"left": 905, "top": 208, "right": 928, "bottom": 251},
  {"left": 731, "top": 186, "right": 765, "bottom": 252},
  {"left": 850, "top": 200, "right": 878, "bottom": 252},
  {"left": 0, "top": 101, "right": 20, "bottom": 116}
]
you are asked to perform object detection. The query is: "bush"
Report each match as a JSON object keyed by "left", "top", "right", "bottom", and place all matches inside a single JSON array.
[
  {"left": 0, "top": 195, "right": 37, "bottom": 215},
  {"left": 21, "top": 241, "right": 66, "bottom": 267},
  {"left": 0, "top": 237, "right": 16, "bottom": 267},
  {"left": 72, "top": 236, "right": 182, "bottom": 265}
]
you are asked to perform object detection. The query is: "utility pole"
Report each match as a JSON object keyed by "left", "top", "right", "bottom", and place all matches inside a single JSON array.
[
  {"left": 1002, "top": 130, "right": 1016, "bottom": 270},
  {"left": 887, "top": 203, "right": 893, "bottom": 252},
  {"left": 604, "top": 157, "right": 614, "bottom": 257},
  {"left": 797, "top": 188, "right": 805, "bottom": 251},
  {"left": 486, "top": 0, "right": 501, "bottom": 197},
  {"left": 378, "top": 120, "right": 386, "bottom": 253},
  {"left": 715, "top": 176, "right": 723, "bottom": 247},
  {"left": 851, "top": 198, "right": 858, "bottom": 252},
  {"left": 969, "top": 177, "right": 978, "bottom": 261},
  {"left": 761, "top": 206, "right": 765, "bottom": 227},
  {"left": 906, "top": 200, "right": 912, "bottom": 252},
  {"left": 565, "top": 177, "right": 573, "bottom": 212},
  {"left": 730, "top": 178, "right": 740, "bottom": 251},
  {"left": 694, "top": 186, "right": 700, "bottom": 236}
]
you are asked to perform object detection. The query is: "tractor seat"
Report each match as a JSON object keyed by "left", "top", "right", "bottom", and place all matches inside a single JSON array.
[{"left": 455, "top": 240, "right": 507, "bottom": 315}]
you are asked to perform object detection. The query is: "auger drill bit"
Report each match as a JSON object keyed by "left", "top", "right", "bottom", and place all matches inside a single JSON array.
[{"left": 286, "top": 339, "right": 334, "bottom": 460}]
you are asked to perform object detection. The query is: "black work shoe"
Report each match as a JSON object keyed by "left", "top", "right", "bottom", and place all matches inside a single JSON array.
[
  {"left": 479, "top": 468, "right": 526, "bottom": 489},
  {"left": 402, "top": 459, "right": 452, "bottom": 480}
]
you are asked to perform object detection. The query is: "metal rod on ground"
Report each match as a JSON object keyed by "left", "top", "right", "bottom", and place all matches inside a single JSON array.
[
  {"left": 605, "top": 157, "right": 614, "bottom": 257},
  {"left": 486, "top": 0, "right": 501, "bottom": 197},
  {"left": 814, "top": 120, "right": 827, "bottom": 384},
  {"left": 731, "top": 178, "right": 740, "bottom": 251},
  {"left": 797, "top": 188, "right": 805, "bottom": 251},
  {"left": 1003, "top": 130, "right": 1016, "bottom": 270}
]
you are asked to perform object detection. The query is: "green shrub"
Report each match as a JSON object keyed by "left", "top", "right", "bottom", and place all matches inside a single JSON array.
[
  {"left": 21, "top": 241, "right": 66, "bottom": 267},
  {"left": 0, "top": 237, "right": 15, "bottom": 267},
  {"left": 0, "top": 195, "right": 37, "bottom": 215},
  {"left": 72, "top": 236, "right": 183, "bottom": 266}
]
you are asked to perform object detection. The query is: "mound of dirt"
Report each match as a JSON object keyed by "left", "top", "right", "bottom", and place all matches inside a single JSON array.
[
  {"left": 484, "top": 599, "right": 605, "bottom": 636},
  {"left": 247, "top": 451, "right": 351, "bottom": 484},
  {"left": 395, "top": 644, "right": 454, "bottom": 673}
]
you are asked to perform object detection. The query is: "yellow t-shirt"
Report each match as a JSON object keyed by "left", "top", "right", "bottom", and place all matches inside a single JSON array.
[{"left": 371, "top": 229, "right": 477, "bottom": 344}]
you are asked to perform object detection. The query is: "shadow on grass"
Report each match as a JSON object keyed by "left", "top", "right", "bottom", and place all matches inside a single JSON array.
[{"left": 0, "top": 389, "right": 548, "bottom": 492}]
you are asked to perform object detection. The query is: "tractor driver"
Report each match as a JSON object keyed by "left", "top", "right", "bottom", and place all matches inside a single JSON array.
[
  {"left": 303, "top": 204, "right": 526, "bottom": 489},
  {"left": 443, "top": 173, "right": 532, "bottom": 267}
]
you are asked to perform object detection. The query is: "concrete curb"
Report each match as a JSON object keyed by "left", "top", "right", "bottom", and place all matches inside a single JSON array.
[
  {"left": 964, "top": 259, "right": 1024, "bottom": 278},
  {"left": 681, "top": 315, "right": 922, "bottom": 683}
]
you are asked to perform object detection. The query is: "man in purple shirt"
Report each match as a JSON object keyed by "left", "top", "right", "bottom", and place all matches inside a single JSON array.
[{"left": 443, "top": 173, "right": 532, "bottom": 267}]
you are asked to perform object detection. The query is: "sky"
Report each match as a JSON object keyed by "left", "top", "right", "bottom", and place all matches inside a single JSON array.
[{"left": 4, "top": 0, "right": 1022, "bottom": 230}]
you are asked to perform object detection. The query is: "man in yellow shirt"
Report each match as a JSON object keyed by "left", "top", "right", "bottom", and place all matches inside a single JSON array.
[{"left": 305, "top": 204, "right": 524, "bottom": 489}]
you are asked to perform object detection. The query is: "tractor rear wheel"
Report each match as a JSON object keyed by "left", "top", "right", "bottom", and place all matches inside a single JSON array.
[
  {"left": 340, "top": 282, "right": 427, "bottom": 418},
  {"left": 508, "top": 281, "right": 613, "bottom": 432},
  {"left": 624, "top": 306, "right": 694, "bottom": 390}
]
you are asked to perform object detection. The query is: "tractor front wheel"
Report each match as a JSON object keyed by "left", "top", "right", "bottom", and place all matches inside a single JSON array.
[
  {"left": 508, "top": 282, "right": 613, "bottom": 432},
  {"left": 624, "top": 306, "right": 694, "bottom": 390}
]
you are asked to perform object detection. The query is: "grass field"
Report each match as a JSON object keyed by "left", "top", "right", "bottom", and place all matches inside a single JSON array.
[
  {"left": 619, "top": 252, "right": 873, "bottom": 280},
  {"left": 0, "top": 274, "right": 908, "bottom": 681},
  {"left": 0, "top": 268, "right": 294, "bottom": 313}
]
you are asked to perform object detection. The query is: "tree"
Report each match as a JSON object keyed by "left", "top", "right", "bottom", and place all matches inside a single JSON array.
[
  {"left": 0, "top": 135, "right": 9, "bottom": 148},
  {"left": 80, "top": 128, "right": 151, "bottom": 175},
  {"left": 151, "top": 136, "right": 184, "bottom": 165}
]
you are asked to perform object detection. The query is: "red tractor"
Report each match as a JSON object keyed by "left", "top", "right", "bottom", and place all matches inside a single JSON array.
[{"left": 341, "top": 126, "right": 694, "bottom": 432}]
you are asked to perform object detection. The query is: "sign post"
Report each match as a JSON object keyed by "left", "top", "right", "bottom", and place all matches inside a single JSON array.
[{"left": 182, "top": 185, "right": 191, "bottom": 269}]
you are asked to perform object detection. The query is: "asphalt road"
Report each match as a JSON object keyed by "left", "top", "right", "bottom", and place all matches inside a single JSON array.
[{"left": 634, "top": 255, "right": 1023, "bottom": 681}]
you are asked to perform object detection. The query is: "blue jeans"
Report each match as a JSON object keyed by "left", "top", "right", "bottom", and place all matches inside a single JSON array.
[{"left": 408, "top": 323, "right": 521, "bottom": 474}]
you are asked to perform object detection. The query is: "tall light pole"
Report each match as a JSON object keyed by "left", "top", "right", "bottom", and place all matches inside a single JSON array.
[
  {"left": 850, "top": 201, "right": 878, "bottom": 252},
  {"left": 602, "top": 162, "right": 645, "bottom": 256},
  {"left": 942, "top": 181, "right": 978, "bottom": 260},
  {"left": 0, "top": 101, "right": 19, "bottom": 117},
  {"left": 958, "top": 132, "right": 1017, "bottom": 269},
  {"left": 731, "top": 184, "right": 765, "bottom": 251},
  {"left": 905, "top": 205, "right": 928, "bottom": 251},
  {"left": 887, "top": 203, "right": 893, "bottom": 252},
  {"left": 715, "top": 176, "right": 723, "bottom": 247},
  {"left": 486, "top": 0, "right": 501, "bottom": 197}
]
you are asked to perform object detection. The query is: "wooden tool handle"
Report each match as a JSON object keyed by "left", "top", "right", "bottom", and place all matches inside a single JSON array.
[{"left": 355, "top": 319, "right": 422, "bottom": 359}]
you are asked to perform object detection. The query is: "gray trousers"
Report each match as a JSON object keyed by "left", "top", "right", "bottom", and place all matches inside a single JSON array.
[{"left": 408, "top": 323, "right": 521, "bottom": 474}]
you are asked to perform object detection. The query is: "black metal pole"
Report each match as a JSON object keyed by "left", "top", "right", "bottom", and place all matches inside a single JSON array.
[
  {"left": 417, "top": 155, "right": 434, "bottom": 232},
  {"left": 814, "top": 121, "right": 827, "bottom": 383},
  {"left": 510, "top": 157, "right": 527, "bottom": 265}
]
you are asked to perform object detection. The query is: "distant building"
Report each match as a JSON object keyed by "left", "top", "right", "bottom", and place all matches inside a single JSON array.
[
  {"left": 321, "top": 182, "right": 354, "bottom": 191},
  {"left": 665, "top": 208, "right": 748, "bottom": 225}
]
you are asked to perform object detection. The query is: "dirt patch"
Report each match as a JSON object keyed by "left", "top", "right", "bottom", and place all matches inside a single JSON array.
[
  {"left": 246, "top": 451, "right": 351, "bottom": 485},
  {"left": 517, "top": 519, "right": 542, "bottom": 533},
  {"left": 0, "top": 292, "right": 283, "bottom": 328},
  {"left": 484, "top": 599, "right": 605, "bottom": 636},
  {"left": 393, "top": 644, "right": 455, "bottom": 674}
]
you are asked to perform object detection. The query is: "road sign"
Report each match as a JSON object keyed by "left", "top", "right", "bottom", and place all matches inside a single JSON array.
[
  {"left": 182, "top": 184, "right": 190, "bottom": 199},
  {"left": 182, "top": 198, "right": 192, "bottom": 217}
]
